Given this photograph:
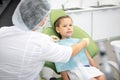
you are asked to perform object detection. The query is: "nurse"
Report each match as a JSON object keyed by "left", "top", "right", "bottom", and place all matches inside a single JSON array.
[{"left": 0, "top": 0, "right": 89, "bottom": 80}]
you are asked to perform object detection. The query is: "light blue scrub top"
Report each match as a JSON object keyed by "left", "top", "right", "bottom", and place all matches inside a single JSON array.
[{"left": 55, "top": 38, "right": 90, "bottom": 72}]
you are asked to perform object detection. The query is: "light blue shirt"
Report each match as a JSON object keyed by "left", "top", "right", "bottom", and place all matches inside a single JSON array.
[{"left": 55, "top": 38, "right": 90, "bottom": 72}]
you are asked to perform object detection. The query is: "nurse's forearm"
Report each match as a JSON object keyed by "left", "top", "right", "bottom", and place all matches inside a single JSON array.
[{"left": 71, "top": 40, "right": 87, "bottom": 57}]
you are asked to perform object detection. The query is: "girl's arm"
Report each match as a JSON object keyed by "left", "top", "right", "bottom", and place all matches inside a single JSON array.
[
  {"left": 61, "top": 71, "right": 70, "bottom": 80},
  {"left": 85, "top": 50, "right": 97, "bottom": 67}
]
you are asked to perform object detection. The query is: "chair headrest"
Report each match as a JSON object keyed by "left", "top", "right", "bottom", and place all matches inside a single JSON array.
[{"left": 50, "top": 9, "right": 67, "bottom": 28}]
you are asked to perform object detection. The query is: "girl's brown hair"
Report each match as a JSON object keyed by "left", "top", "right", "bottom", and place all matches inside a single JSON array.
[{"left": 54, "top": 15, "right": 72, "bottom": 28}]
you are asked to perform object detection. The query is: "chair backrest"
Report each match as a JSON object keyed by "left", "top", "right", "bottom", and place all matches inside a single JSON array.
[{"left": 42, "top": 9, "right": 98, "bottom": 76}]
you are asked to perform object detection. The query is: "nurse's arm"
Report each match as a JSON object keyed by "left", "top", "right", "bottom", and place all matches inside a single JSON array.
[{"left": 71, "top": 39, "right": 88, "bottom": 57}]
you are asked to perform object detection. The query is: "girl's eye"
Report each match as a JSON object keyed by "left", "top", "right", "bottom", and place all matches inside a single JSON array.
[
  {"left": 70, "top": 24, "right": 72, "bottom": 26},
  {"left": 69, "top": 24, "right": 73, "bottom": 27},
  {"left": 63, "top": 25, "right": 67, "bottom": 27}
]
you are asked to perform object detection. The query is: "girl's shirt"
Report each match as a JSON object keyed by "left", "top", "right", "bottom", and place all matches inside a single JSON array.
[{"left": 55, "top": 38, "right": 90, "bottom": 72}]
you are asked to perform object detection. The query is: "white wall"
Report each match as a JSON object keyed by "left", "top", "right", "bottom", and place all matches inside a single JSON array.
[{"left": 49, "top": 0, "right": 120, "bottom": 9}]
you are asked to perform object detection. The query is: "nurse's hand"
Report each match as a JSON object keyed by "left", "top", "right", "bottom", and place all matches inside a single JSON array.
[
  {"left": 82, "top": 38, "right": 89, "bottom": 46},
  {"left": 71, "top": 38, "right": 89, "bottom": 56}
]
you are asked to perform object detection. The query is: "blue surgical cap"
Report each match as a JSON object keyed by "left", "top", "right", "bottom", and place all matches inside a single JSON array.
[{"left": 12, "top": 0, "right": 50, "bottom": 31}]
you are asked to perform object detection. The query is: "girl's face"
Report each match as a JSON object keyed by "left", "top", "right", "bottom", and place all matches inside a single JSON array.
[{"left": 56, "top": 18, "right": 73, "bottom": 39}]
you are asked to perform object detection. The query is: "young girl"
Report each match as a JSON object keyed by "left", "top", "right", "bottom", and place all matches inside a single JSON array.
[{"left": 54, "top": 15, "right": 106, "bottom": 80}]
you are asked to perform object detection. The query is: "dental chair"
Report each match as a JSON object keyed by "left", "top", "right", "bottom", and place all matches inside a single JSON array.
[{"left": 42, "top": 9, "right": 99, "bottom": 80}]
